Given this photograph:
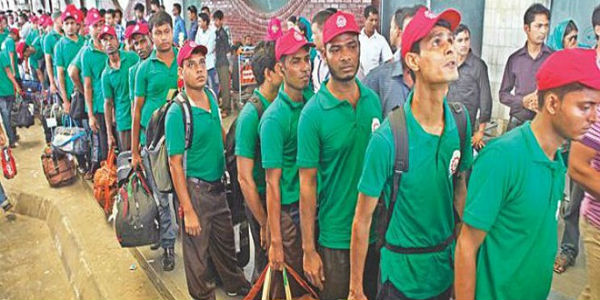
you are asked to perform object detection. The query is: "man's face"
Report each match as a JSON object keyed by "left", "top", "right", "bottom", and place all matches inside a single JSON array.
[
  {"left": 172, "top": 7, "right": 179, "bottom": 16},
  {"left": 525, "top": 14, "right": 549, "bottom": 45},
  {"left": 188, "top": 11, "right": 196, "bottom": 21},
  {"left": 53, "top": 18, "right": 62, "bottom": 31},
  {"left": 563, "top": 29, "right": 578, "bottom": 50},
  {"left": 454, "top": 30, "right": 470, "bottom": 57},
  {"left": 132, "top": 34, "right": 152, "bottom": 59},
  {"left": 279, "top": 47, "right": 311, "bottom": 91},
  {"left": 243, "top": 36, "right": 252, "bottom": 46},
  {"left": 90, "top": 20, "right": 105, "bottom": 40},
  {"left": 101, "top": 34, "right": 119, "bottom": 54},
  {"left": 552, "top": 88, "right": 600, "bottom": 140},
  {"left": 151, "top": 4, "right": 159, "bottom": 13},
  {"left": 115, "top": 12, "right": 121, "bottom": 23},
  {"left": 325, "top": 33, "right": 360, "bottom": 82},
  {"left": 364, "top": 12, "right": 378, "bottom": 33},
  {"left": 63, "top": 18, "right": 78, "bottom": 36},
  {"left": 214, "top": 18, "right": 222, "bottom": 28},
  {"left": 135, "top": 10, "right": 144, "bottom": 20},
  {"left": 200, "top": 19, "right": 208, "bottom": 30},
  {"left": 389, "top": 15, "right": 400, "bottom": 48},
  {"left": 151, "top": 23, "right": 172, "bottom": 52},
  {"left": 410, "top": 26, "right": 458, "bottom": 84},
  {"left": 179, "top": 52, "right": 207, "bottom": 90},
  {"left": 311, "top": 23, "right": 323, "bottom": 51},
  {"left": 105, "top": 14, "right": 114, "bottom": 26}
]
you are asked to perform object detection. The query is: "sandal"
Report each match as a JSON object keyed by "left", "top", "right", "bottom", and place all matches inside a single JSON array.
[{"left": 554, "top": 253, "right": 575, "bottom": 274}]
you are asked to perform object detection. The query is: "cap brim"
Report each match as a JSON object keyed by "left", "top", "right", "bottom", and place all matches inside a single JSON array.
[
  {"left": 190, "top": 44, "right": 208, "bottom": 56},
  {"left": 324, "top": 29, "right": 359, "bottom": 45},
  {"left": 437, "top": 9, "right": 461, "bottom": 31},
  {"left": 282, "top": 41, "right": 315, "bottom": 59},
  {"left": 580, "top": 78, "right": 600, "bottom": 90}
]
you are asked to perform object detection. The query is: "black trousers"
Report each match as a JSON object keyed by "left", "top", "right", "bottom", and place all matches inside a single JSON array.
[{"left": 377, "top": 281, "right": 451, "bottom": 300}]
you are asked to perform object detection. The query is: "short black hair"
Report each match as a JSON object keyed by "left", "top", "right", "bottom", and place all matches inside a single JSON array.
[
  {"left": 187, "top": 5, "right": 197, "bottom": 14},
  {"left": 99, "top": 9, "right": 106, "bottom": 17},
  {"left": 134, "top": 3, "right": 145, "bottom": 13},
  {"left": 199, "top": 12, "right": 210, "bottom": 25},
  {"left": 455, "top": 24, "right": 470, "bottom": 36},
  {"left": 523, "top": 3, "right": 550, "bottom": 26},
  {"left": 288, "top": 16, "right": 297, "bottom": 24},
  {"left": 173, "top": 3, "right": 181, "bottom": 13},
  {"left": 200, "top": 6, "right": 209, "bottom": 13},
  {"left": 115, "top": 9, "right": 122, "bottom": 17},
  {"left": 150, "top": 0, "right": 160, "bottom": 6},
  {"left": 364, "top": 5, "right": 378, "bottom": 18},
  {"left": 107, "top": 9, "right": 115, "bottom": 16},
  {"left": 325, "top": 7, "right": 338, "bottom": 14},
  {"left": 538, "top": 82, "right": 587, "bottom": 109},
  {"left": 251, "top": 41, "right": 277, "bottom": 86},
  {"left": 395, "top": 5, "right": 424, "bottom": 30},
  {"left": 212, "top": 10, "right": 223, "bottom": 20},
  {"left": 80, "top": 7, "right": 87, "bottom": 16},
  {"left": 312, "top": 9, "right": 334, "bottom": 27},
  {"left": 148, "top": 11, "right": 172, "bottom": 31},
  {"left": 125, "top": 20, "right": 136, "bottom": 27},
  {"left": 406, "top": 19, "right": 452, "bottom": 81}
]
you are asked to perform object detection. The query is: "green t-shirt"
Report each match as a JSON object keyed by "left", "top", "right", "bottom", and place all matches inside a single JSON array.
[
  {"left": 259, "top": 85, "right": 314, "bottom": 205},
  {"left": 54, "top": 35, "right": 84, "bottom": 99},
  {"left": 0, "top": 52, "right": 15, "bottom": 97},
  {"left": 101, "top": 50, "right": 139, "bottom": 131},
  {"left": 134, "top": 48, "right": 179, "bottom": 128},
  {"left": 234, "top": 89, "right": 272, "bottom": 194},
  {"left": 357, "top": 92, "right": 473, "bottom": 299},
  {"left": 1, "top": 36, "right": 19, "bottom": 79},
  {"left": 28, "top": 36, "right": 44, "bottom": 70},
  {"left": 0, "top": 28, "right": 8, "bottom": 45},
  {"left": 297, "top": 78, "right": 382, "bottom": 249},
  {"left": 165, "top": 89, "right": 224, "bottom": 181},
  {"left": 43, "top": 29, "right": 62, "bottom": 76},
  {"left": 128, "top": 60, "right": 141, "bottom": 103},
  {"left": 463, "top": 122, "right": 565, "bottom": 300},
  {"left": 81, "top": 41, "right": 108, "bottom": 113}
]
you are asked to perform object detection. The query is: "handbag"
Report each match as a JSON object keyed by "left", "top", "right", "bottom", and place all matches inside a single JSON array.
[
  {"left": 11, "top": 95, "right": 35, "bottom": 128},
  {"left": 40, "top": 146, "right": 77, "bottom": 187},
  {"left": 93, "top": 148, "right": 118, "bottom": 215},
  {"left": 51, "top": 116, "right": 89, "bottom": 155},
  {"left": 244, "top": 265, "right": 319, "bottom": 300},
  {"left": 1, "top": 147, "right": 17, "bottom": 179},
  {"left": 116, "top": 150, "right": 132, "bottom": 186},
  {"left": 69, "top": 90, "right": 86, "bottom": 121}
]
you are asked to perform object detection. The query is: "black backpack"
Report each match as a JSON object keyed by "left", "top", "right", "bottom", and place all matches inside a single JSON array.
[
  {"left": 376, "top": 102, "right": 468, "bottom": 254},
  {"left": 224, "top": 94, "right": 265, "bottom": 267}
]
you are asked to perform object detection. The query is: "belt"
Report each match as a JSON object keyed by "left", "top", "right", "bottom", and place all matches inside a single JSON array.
[
  {"left": 384, "top": 233, "right": 455, "bottom": 254},
  {"left": 188, "top": 177, "right": 225, "bottom": 193}
]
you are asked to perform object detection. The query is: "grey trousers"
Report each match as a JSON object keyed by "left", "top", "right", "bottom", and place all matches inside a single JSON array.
[{"left": 560, "top": 182, "right": 585, "bottom": 258}]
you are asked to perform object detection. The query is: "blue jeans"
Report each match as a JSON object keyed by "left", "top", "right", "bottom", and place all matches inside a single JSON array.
[
  {"left": 207, "top": 68, "right": 220, "bottom": 97},
  {"left": 0, "top": 96, "right": 16, "bottom": 145},
  {"left": 141, "top": 148, "right": 177, "bottom": 249}
]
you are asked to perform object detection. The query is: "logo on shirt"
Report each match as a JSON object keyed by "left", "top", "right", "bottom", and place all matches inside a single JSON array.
[
  {"left": 294, "top": 31, "right": 303, "bottom": 41},
  {"left": 424, "top": 11, "right": 438, "bottom": 19},
  {"left": 371, "top": 118, "right": 380, "bottom": 132},
  {"left": 449, "top": 150, "right": 461, "bottom": 176},
  {"left": 134, "top": 25, "right": 139, "bottom": 32},
  {"left": 103, "top": 26, "right": 109, "bottom": 33},
  {"left": 336, "top": 15, "right": 347, "bottom": 28}
]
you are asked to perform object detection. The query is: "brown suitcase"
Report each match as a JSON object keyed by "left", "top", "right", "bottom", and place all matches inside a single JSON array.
[{"left": 41, "top": 146, "right": 77, "bottom": 187}]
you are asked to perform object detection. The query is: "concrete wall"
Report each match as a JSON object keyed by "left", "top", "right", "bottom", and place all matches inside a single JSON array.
[{"left": 480, "top": 0, "right": 552, "bottom": 120}]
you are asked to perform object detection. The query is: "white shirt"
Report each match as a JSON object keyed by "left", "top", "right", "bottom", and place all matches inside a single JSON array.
[
  {"left": 359, "top": 28, "right": 393, "bottom": 76},
  {"left": 195, "top": 26, "right": 216, "bottom": 70},
  {"left": 312, "top": 51, "right": 329, "bottom": 92}
]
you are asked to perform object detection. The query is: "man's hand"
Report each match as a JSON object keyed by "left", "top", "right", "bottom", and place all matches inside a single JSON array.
[
  {"left": 347, "top": 290, "right": 368, "bottom": 300},
  {"left": 131, "top": 150, "right": 143, "bottom": 170},
  {"left": 50, "top": 83, "right": 57, "bottom": 94},
  {"left": 107, "top": 135, "right": 116, "bottom": 150},
  {"left": 471, "top": 130, "right": 485, "bottom": 150},
  {"left": 522, "top": 91, "right": 538, "bottom": 112},
  {"left": 269, "top": 241, "right": 285, "bottom": 271},
  {"left": 260, "top": 224, "right": 268, "bottom": 250},
  {"left": 14, "top": 85, "right": 21, "bottom": 95},
  {"left": 63, "top": 101, "right": 71, "bottom": 114},
  {"left": 184, "top": 210, "right": 201, "bottom": 236},
  {"left": 0, "top": 134, "right": 6, "bottom": 147},
  {"left": 303, "top": 249, "right": 325, "bottom": 290},
  {"left": 88, "top": 114, "right": 99, "bottom": 133}
]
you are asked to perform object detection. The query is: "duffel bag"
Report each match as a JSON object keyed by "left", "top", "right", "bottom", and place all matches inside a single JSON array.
[
  {"left": 40, "top": 146, "right": 77, "bottom": 187},
  {"left": 93, "top": 148, "right": 118, "bottom": 215},
  {"left": 51, "top": 116, "right": 89, "bottom": 156},
  {"left": 114, "top": 170, "right": 160, "bottom": 248},
  {"left": 116, "top": 150, "right": 132, "bottom": 186},
  {"left": 69, "top": 90, "right": 86, "bottom": 121},
  {"left": 11, "top": 95, "right": 35, "bottom": 128}
]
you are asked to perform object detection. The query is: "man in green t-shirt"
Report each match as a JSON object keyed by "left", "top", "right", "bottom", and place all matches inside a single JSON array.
[
  {"left": 43, "top": 12, "right": 63, "bottom": 96},
  {"left": 1, "top": 28, "right": 20, "bottom": 83},
  {"left": 0, "top": 51, "right": 21, "bottom": 146},
  {"left": 455, "top": 49, "right": 600, "bottom": 300},
  {"left": 297, "top": 11, "right": 382, "bottom": 300},
  {"left": 54, "top": 6, "right": 84, "bottom": 107},
  {"left": 100, "top": 25, "right": 139, "bottom": 152},
  {"left": 259, "top": 29, "right": 314, "bottom": 297},
  {"left": 234, "top": 41, "right": 282, "bottom": 280},
  {"left": 132, "top": 11, "right": 179, "bottom": 272},
  {"left": 166, "top": 40, "right": 250, "bottom": 300},
  {"left": 24, "top": 34, "right": 44, "bottom": 84},
  {"left": 127, "top": 23, "right": 152, "bottom": 105},
  {"left": 349, "top": 7, "right": 472, "bottom": 300}
]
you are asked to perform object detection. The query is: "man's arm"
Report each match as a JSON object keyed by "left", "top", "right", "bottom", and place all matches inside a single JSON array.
[
  {"left": 8, "top": 52, "right": 16, "bottom": 76},
  {"left": 453, "top": 171, "right": 468, "bottom": 218},
  {"left": 5, "top": 66, "right": 21, "bottom": 94},
  {"left": 131, "top": 95, "right": 146, "bottom": 167},
  {"left": 498, "top": 57, "right": 522, "bottom": 110},
  {"left": 57, "top": 67, "right": 69, "bottom": 105},
  {"left": 83, "top": 76, "right": 98, "bottom": 131},
  {"left": 299, "top": 168, "right": 324, "bottom": 290},
  {"left": 348, "top": 193, "right": 378, "bottom": 300},
  {"left": 68, "top": 65, "right": 83, "bottom": 93},
  {"left": 104, "top": 97, "right": 116, "bottom": 149},
  {"left": 45, "top": 54, "right": 57, "bottom": 93},
  {"left": 237, "top": 157, "right": 267, "bottom": 247},
  {"left": 265, "top": 168, "right": 285, "bottom": 270},
  {"left": 569, "top": 141, "right": 600, "bottom": 200},
  {"left": 454, "top": 224, "right": 487, "bottom": 300},
  {"left": 169, "top": 154, "right": 201, "bottom": 236}
]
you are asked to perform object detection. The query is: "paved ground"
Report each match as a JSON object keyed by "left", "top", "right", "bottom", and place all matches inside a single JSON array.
[{"left": 0, "top": 213, "right": 75, "bottom": 300}]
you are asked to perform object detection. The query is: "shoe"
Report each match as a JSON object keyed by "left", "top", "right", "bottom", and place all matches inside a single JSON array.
[
  {"left": 150, "top": 243, "right": 160, "bottom": 251},
  {"left": 9, "top": 142, "right": 17, "bottom": 148},
  {"left": 1, "top": 201, "right": 12, "bottom": 212},
  {"left": 161, "top": 248, "right": 175, "bottom": 271},
  {"left": 226, "top": 285, "right": 250, "bottom": 297}
]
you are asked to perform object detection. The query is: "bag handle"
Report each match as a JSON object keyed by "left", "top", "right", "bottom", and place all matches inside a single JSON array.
[
  {"left": 106, "top": 148, "right": 116, "bottom": 169},
  {"left": 244, "top": 264, "right": 318, "bottom": 300}
]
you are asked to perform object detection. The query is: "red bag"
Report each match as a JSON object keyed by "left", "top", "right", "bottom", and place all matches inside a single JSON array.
[
  {"left": 1, "top": 147, "right": 17, "bottom": 179},
  {"left": 93, "top": 148, "right": 118, "bottom": 215},
  {"left": 244, "top": 264, "right": 319, "bottom": 300}
]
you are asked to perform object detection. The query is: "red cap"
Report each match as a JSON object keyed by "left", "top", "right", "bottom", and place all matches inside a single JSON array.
[
  {"left": 275, "top": 29, "right": 314, "bottom": 61},
  {"left": 99, "top": 24, "right": 116, "bottom": 39},
  {"left": 61, "top": 6, "right": 82, "bottom": 23},
  {"left": 40, "top": 15, "right": 53, "bottom": 27},
  {"left": 30, "top": 15, "right": 39, "bottom": 25},
  {"left": 177, "top": 40, "right": 208, "bottom": 67},
  {"left": 9, "top": 27, "right": 19, "bottom": 38},
  {"left": 401, "top": 7, "right": 461, "bottom": 59},
  {"left": 536, "top": 49, "right": 600, "bottom": 91},
  {"left": 322, "top": 11, "right": 360, "bottom": 45},
  {"left": 124, "top": 24, "right": 135, "bottom": 40},
  {"left": 16, "top": 41, "right": 25, "bottom": 60},
  {"left": 130, "top": 23, "right": 149, "bottom": 39},
  {"left": 85, "top": 8, "right": 104, "bottom": 27}
]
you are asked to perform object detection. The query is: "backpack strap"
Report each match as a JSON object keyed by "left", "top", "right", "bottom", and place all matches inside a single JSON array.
[
  {"left": 448, "top": 102, "right": 468, "bottom": 170},
  {"left": 248, "top": 94, "right": 265, "bottom": 118},
  {"left": 174, "top": 92, "right": 193, "bottom": 150},
  {"left": 382, "top": 105, "right": 409, "bottom": 247}
]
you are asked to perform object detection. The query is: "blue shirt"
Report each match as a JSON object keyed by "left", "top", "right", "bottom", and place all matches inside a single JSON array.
[
  {"left": 173, "top": 16, "right": 187, "bottom": 45},
  {"left": 363, "top": 60, "right": 410, "bottom": 117},
  {"left": 188, "top": 20, "right": 198, "bottom": 42}
]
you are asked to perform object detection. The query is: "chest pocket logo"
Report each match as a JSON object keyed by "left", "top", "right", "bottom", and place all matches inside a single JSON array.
[
  {"left": 371, "top": 118, "right": 380, "bottom": 132},
  {"left": 449, "top": 150, "right": 461, "bottom": 176}
]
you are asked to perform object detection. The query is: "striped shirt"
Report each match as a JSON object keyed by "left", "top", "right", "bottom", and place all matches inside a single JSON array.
[{"left": 581, "top": 105, "right": 600, "bottom": 228}]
